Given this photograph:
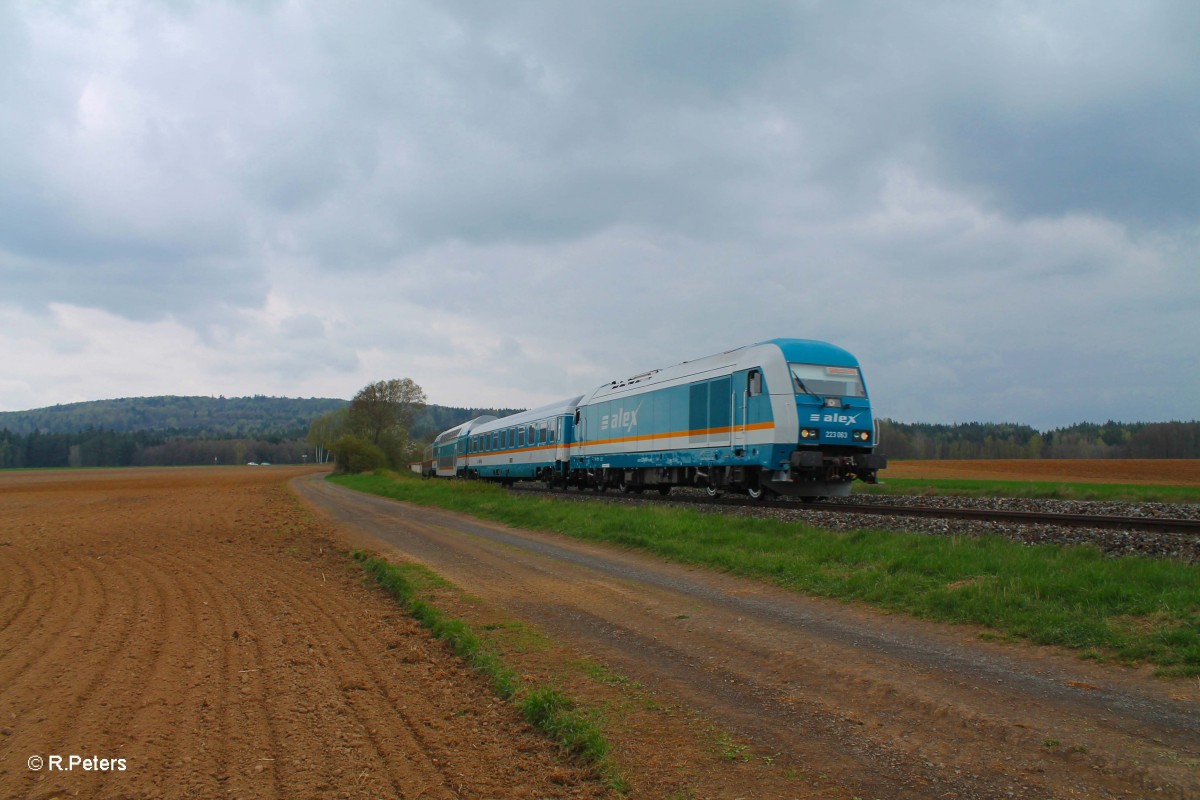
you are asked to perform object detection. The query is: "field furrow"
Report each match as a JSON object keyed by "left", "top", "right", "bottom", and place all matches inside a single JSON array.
[{"left": 0, "top": 466, "right": 605, "bottom": 800}]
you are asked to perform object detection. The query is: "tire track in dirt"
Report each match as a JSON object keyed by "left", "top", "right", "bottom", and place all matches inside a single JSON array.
[
  {"left": 0, "top": 550, "right": 86, "bottom": 690},
  {"left": 0, "top": 548, "right": 35, "bottom": 631},
  {"left": 1, "top": 545, "right": 140, "bottom": 799},
  {"left": 225, "top": 550, "right": 472, "bottom": 798},
  {"left": 120, "top": 551, "right": 235, "bottom": 796}
]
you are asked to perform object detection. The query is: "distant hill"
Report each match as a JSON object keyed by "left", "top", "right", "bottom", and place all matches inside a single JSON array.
[
  {"left": 0, "top": 395, "right": 529, "bottom": 470},
  {"left": 0, "top": 395, "right": 349, "bottom": 438},
  {"left": 0, "top": 395, "right": 527, "bottom": 442}
]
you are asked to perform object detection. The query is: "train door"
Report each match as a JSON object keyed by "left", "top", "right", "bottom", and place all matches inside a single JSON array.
[
  {"left": 732, "top": 371, "right": 746, "bottom": 451},
  {"left": 732, "top": 368, "right": 762, "bottom": 452},
  {"left": 554, "top": 416, "right": 567, "bottom": 466},
  {"left": 709, "top": 375, "right": 732, "bottom": 448}
]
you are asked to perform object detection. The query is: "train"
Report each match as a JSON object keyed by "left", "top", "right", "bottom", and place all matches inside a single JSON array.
[{"left": 421, "top": 338, "right": 886, "bottom": 499}]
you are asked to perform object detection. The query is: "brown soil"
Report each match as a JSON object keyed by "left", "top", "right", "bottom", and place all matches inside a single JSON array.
[
  {"left": 0, "top": 467, "right": 606, "bottom": 800},
  {"left": 885, "top": 458, "right": 1200, "bottom": 486}
]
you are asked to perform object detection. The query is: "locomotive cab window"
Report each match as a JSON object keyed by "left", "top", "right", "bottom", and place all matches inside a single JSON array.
[
  {"left": 789, "top": 363, "right": 865, "bottom": 398},
  {"left": 748, "top": 369, "right": 762, "bottom": 396}
]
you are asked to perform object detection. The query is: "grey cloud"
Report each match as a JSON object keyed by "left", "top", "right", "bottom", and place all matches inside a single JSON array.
[{"left": 2, "top": 1, "right": 1197, "bottom": 426}]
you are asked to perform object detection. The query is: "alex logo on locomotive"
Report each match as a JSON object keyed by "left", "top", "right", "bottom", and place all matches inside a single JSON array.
[
  {"left": 809, "top": 412, "right": 861, "bottom": 425},
  {"left": 598, "top": 402, "right": 642, "bottom": 434}
]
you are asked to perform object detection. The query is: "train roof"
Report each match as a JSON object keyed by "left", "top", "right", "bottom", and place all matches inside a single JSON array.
[
  {"left": 585, "top": 338, "right": 861, "bottom": 402},
  {"left": 760, "top": 338, "right": 860, "bottom": 368},
  {"left": 432, "top": 415, "right": 498, "bottom": 444},
  {"left": 470, "top": 395, "right": 585, "bottom": 436}
]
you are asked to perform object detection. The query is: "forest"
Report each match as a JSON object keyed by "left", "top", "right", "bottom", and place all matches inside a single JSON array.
[{"left": 877, "top": 419, "right": 1200, "bottom": 460}]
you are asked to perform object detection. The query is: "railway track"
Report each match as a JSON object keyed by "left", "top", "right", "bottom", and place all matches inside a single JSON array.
[
  {"left": 805, "top": 500, "right": 1200, "bottom": 535},
  {"left": 510, "top": 484, "right": 1200, "bottom": 536}
]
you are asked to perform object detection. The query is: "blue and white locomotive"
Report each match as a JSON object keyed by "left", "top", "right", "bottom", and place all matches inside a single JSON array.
[{"left": 431, "top": 339, "right": 886, "bottom": 499}]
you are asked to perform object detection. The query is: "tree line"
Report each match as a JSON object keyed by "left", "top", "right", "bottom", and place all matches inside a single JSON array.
[
  {"left": 878, "top": 419, "right": 1200, "bottom": 460},
  {"left": 0, "top": 428, "right": 309, "bottom": 469}
]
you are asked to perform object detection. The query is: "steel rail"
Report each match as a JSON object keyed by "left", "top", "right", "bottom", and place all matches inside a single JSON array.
[
  {"left": 509, "top": 485, "right": 1200, "bottom": 535},
  {"left": 804, "top": 501, "right": 1200, "bottom": 535}
]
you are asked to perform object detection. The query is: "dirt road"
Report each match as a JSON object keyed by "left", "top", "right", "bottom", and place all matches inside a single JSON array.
[
  {"left": 0, "top": 467, "right": 605, "bottom": 800},
  {"left": 295, "top": 474, "right": 1200, "bottom": 799}
]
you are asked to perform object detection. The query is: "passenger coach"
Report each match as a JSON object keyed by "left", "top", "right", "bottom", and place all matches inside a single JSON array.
[
  {"left": 459, "top": 396, "right": 582, "bottom": 485},
  {"left": 425, "top": 415, "right": 497, "bottom": 478}
]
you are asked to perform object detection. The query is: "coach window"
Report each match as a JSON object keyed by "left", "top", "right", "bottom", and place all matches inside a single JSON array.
[
  {"left": 527, "top": 425, "right": 534, "bottom": 445},
  {"left": 518, "top": 427, "right": 525, "bottom": 447},
  {"left": 548, "top": 421, "right": 556, "bottom": 444}
]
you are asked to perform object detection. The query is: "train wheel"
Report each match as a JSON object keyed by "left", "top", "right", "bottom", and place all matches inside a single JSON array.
[
  {"left": 746, "top": 485, "right": 764, "bottom": 500},
  {"left": 705, "top": 485, "right": 721, "bottom": 498}
]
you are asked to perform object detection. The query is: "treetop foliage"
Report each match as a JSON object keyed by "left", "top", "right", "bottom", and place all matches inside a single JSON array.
[{"left": 349, "top": 378, "right": 426, "bottom": 446}]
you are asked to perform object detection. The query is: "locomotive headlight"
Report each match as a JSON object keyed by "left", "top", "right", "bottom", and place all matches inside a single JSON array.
[
  {"left": 800, "top": 428, "right": 818, "bottom": 440},
  {"left": 854, "top": 430, "right": 871, "bottom": 441}
]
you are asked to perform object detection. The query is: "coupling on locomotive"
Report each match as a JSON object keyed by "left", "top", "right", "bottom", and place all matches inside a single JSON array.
[{"left": 422, "top": 339, "right": 886, "bottom": 499}]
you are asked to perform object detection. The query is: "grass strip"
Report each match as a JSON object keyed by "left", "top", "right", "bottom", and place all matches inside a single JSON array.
[
  {"left": 336, "top": 472, "right": 1200, "bottom": 676},
  {"left": 854, "top": 477, "right": 1200, "bottom": 504},
  {"left": 351, "top": 550, "right": 624, "bottom": 789}
]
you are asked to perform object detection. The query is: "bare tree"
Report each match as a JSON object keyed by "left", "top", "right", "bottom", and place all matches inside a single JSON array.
[{"left": 307, "top": 408, "right": 348, "bottom": 464}]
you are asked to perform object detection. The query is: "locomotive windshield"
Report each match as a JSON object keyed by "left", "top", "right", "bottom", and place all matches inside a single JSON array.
[{"left": 789, "top": 363, "right": 866, "bottom": 398}]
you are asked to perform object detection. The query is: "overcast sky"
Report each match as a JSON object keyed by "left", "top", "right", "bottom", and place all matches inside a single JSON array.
[{"left": 1, "top": 1, "right": 1197, "bottom": 429}]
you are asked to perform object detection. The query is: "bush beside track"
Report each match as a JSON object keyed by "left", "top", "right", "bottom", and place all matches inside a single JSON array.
[{"left": 334, "top": 470, "right": 1200, "bottom": 676}]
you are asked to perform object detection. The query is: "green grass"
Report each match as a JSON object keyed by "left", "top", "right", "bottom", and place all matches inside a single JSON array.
[
  {"left": 336, "top": 471, "right": 1200, "bottom": 675},
  {"left": 854, "top": 477, "right": 1200, "bottom": 504},
  {"left": 351, "top": 551, "right": 625, "bottom": 789}
]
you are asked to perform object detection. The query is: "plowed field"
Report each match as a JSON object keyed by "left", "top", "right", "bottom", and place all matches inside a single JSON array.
[
  {"left": 6, "top": 464, "right": 1200, "bottom": 800},
  {"left": 884, "top": 458, "right": 1200, "bottom": 486},
  {"left": 0, "top": 467, "right": 604, "bottom": 800}
]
